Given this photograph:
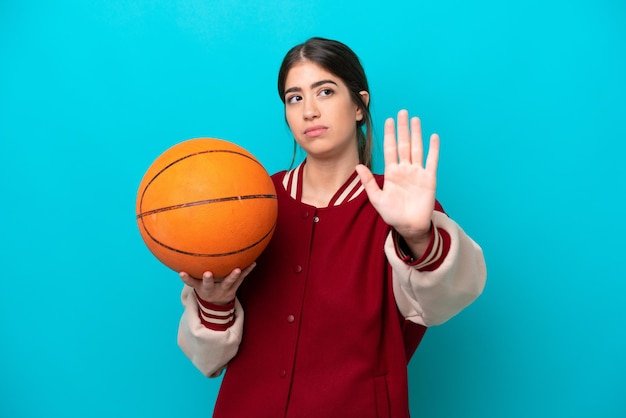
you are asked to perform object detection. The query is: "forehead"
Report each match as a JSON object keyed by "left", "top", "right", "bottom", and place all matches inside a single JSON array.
[{"left": 284, "top": 60, "right": 344, "bottom": 89}]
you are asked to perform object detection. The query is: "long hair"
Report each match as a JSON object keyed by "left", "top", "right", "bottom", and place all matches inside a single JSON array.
[{"left": 277, "top": 37, "right": 373, "bottom": 169}]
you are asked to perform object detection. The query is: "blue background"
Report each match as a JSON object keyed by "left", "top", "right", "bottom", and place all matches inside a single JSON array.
[{"left": 1, "top": 1, "right": 624, "bottom": 417}]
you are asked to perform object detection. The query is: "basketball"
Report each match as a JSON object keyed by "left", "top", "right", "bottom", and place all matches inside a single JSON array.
[{"left": 136, "top": 138, "right": 278, "bottom": 279}]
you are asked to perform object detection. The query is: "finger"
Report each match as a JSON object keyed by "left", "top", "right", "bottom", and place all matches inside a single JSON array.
[
  {"left": 202, "top": 271, "right": 220, "bottom": 286},
  {"left": 425, "top": 133, "right": 440, "bottom": 174},
  {"left": 221, "top": 268, "right": 242, "bottom": 289},
  {"left": 356, "top": 164, "right": 382, "bottom": 205},
  {"left": 240, "top": 262, "right": 257, "bottom": 277},
  {"left": 396, "top": 110, "right": 411, "bottom": 163},
  {"left": 410, "top": 117, "right": 424, "bottom": 166},
  {"left": 178, "top": 271, "right": 202, "bottom": 289},
  {"left": 179, "top": 271, "right": 197, "bottom": 287},
  {"left": 383, "top": 117, "right": 398, "bottom": 167},
  {"left": 231, "top": 262, "right": 257, "bottom": 289}
]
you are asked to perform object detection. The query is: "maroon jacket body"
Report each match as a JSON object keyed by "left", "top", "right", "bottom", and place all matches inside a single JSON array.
[
  {"left": 212, "top": 171, "right": 427, "bottom": 418},
  {"left": 178, "top": 166, "right": 486, "bottom": 418}
]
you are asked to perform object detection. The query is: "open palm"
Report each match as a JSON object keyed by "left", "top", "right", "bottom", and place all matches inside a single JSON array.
[{"left": 356, "top": 110, "right": 439, "bottom": 243}]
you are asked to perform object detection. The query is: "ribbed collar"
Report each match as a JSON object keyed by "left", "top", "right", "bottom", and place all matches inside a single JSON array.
[{"left": 281, "top": 160, "right": 366, "bottom": 207}]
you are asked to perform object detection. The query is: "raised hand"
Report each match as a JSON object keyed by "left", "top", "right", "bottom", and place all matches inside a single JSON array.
[{"left": 356, "top": 110, "right": 439, "bottom": 256}]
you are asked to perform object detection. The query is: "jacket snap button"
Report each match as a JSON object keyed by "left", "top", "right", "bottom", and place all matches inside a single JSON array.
[{"left": 287, "top": 314, "right": 295, "bottom": 323}]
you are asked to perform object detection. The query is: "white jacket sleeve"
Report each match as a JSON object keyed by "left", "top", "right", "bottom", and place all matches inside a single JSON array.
[
  {"left": 177, "top": 285, "right": 244, "bottom": 377},
  {"left": 387, "top": 210, "right": 487, "bottom": 326}
]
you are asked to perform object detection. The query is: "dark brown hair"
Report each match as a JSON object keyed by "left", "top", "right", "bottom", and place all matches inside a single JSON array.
[{"left": 277, "top": 37, "right": 373, "bottom": 169}]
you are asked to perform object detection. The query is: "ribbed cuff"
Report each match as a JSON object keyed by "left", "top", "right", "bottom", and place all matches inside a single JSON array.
[
  {"left": 394, "top": 225, "right": 450, "bottom": 272},
  {"left": 194, "top": 290, "right": 235, "bottom": 331}
]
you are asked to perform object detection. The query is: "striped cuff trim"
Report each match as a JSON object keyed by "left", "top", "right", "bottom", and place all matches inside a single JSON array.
[
  {"left": 194, "top": 291, "right": 235, "bottom": 331},
  {"left": 394, "top": 226, "right": 451, "bottom": 272},
  {"left": 414, "top": 226, "right": 443, "bottom": 269}
]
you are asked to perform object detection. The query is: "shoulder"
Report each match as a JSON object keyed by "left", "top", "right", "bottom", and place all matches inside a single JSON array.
[
  {"left": 270, "top": 170, "right": 288, "bottom": 188},
  {"left": 271, "top": 171, "right": 287, "bottom": 181}
]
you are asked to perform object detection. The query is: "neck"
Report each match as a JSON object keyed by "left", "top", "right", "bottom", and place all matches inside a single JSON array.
[{"left": 300, "top": 157, "right": 359, "bottom": 207}]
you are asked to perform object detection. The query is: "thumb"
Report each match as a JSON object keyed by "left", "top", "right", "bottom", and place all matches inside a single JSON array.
[{"left": 355, "top": 164, "right": 381, "bottom": 204}]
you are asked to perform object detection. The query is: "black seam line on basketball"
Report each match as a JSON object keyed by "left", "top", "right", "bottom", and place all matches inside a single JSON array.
[
  {"left": 148, "top": 222, "right": 276, "bottom": 257},
  {"left": 138, "top": 148, "right": 266, "bottom": 218},
  {"left": 136, "top": 194, "right": 277, "bottom": 219}
]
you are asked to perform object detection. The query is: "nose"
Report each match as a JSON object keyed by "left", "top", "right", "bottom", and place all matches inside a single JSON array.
[{"left": 303, "top": 98, "right": 320, "bottom": 120}]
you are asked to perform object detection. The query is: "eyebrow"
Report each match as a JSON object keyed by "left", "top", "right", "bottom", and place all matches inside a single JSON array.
[{"left": 284, "top": 79, "right": 338, "bottom": 96}]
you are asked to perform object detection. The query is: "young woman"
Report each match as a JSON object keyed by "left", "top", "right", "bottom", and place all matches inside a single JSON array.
[{"left": 178, "top": 37, "right": 486, "bottom": 418}]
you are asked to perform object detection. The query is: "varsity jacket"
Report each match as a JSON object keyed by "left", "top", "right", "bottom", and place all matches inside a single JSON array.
[{"left": 178, "top": 164, "right": 486, "bottom": 418}]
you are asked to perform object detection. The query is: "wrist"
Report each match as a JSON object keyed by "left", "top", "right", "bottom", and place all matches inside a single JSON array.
[
  {"left": 402, "top": 231, "right": 431, "bottom": 247},
  {"left": 394, "top": 223, "right": 433, "bottom": 261},
  {"left": 194, "top": 289, "right": 234, "bottom": 306},
  {"left": 398, "top": 223, "right": 432, "bottom": 246}
]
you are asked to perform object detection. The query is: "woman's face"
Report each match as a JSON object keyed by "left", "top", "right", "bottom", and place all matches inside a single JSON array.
[{"left": 283, "top": 60, "right": 367, "bottom": 164}]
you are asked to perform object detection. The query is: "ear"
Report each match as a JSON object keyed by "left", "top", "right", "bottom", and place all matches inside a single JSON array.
[{"left": 355, "top": 91, "right": 370, "bottom": 122}]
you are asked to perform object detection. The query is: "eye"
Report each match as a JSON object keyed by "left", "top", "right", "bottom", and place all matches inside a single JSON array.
[
  {"left": 319, "top": 88, "right": 334, "bottom": 97},
  {"left": 286, "top": 95, "right": 302, "bottom": 104}
]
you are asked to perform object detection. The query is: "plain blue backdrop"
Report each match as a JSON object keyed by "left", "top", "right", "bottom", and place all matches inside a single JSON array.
[{"left": 1, "top": 1, "right": 624, "bottom": 417}]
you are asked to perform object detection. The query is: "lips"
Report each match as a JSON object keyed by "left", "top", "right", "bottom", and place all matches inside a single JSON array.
[{"left": 304, "top": 126, "right": 328, "bottom": 137}]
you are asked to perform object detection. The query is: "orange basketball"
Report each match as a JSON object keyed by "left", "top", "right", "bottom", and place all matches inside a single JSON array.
[{"left": 136, "top": 138, "right": 278, "bottom": 279}]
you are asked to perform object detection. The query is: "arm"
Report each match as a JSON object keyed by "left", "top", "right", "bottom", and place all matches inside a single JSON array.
[
  {"left": 356, "top": 110, "right": 486, "bottom": 325},
  {"left": 176, "top": 263, "right": 255, "bottom": 377},
  {"left": 385, "top": 211, "right": 486, "bottom": 326},
  {"left": 177, "top": 286, "right": 244, "bottom": 377}
]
